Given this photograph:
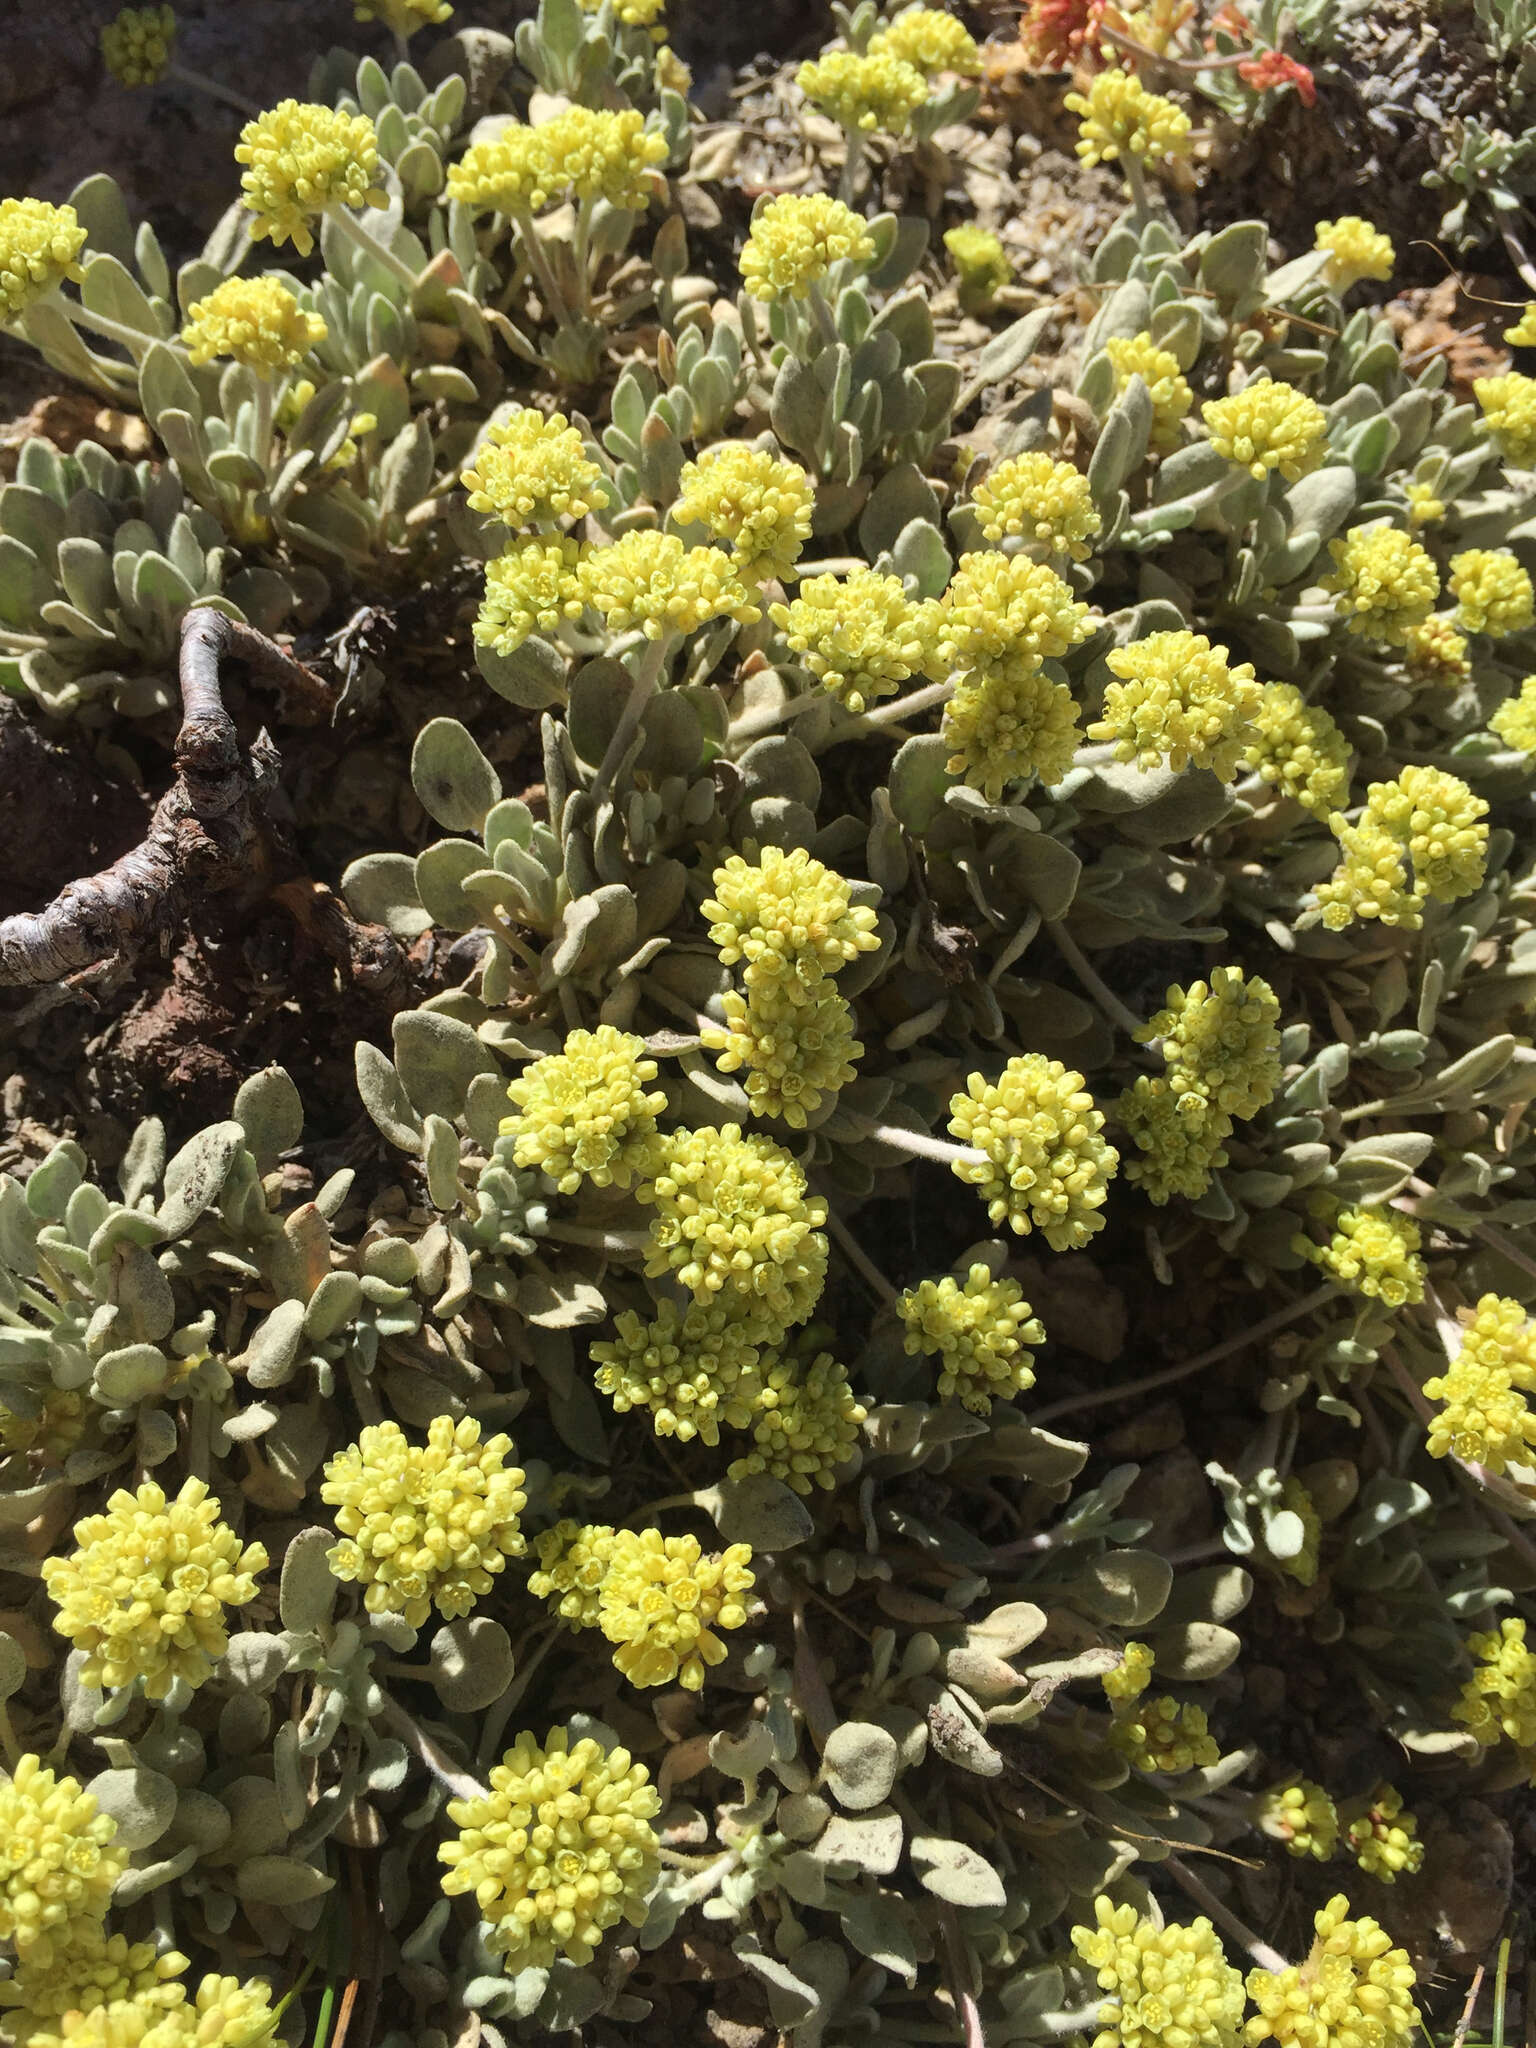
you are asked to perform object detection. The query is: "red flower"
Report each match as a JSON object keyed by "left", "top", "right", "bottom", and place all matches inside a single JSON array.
[
  {"left": 1237, "top": 49, "right": 1316, "bottom": 104},
  {"left": 1018, "top": 0, "right": 1108, "bottom": 69}
]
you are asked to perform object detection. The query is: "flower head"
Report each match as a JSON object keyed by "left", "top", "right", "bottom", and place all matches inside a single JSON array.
[
  {"left": 42, "top": 1478, "right": 266, "bottom": 1699},
  {"left": 502, "top": 1026, "right": 666, "bottom": 1195},
  {"left": 1071, "top": 1897, "right": 1245, "bottom": 2048},
  {"left": 1202, "top": 382, "right": 1328, "bottom": 481},
  {"left": 1315, "top": 811, "right": 1421, "bottom": 932},
  {"left": 949, "top": 1054, "right": 1119, "bottom": 1250},
  {"left": 1448, "top": 547, "right": 1534, "bottom": 638},
  {"left": 536, "top": 106, "right": 668, "bottom": 210},
  {"left": 1019, "top": 0, "right": 1107, "bottom": 67},
  {"left": 1423, "top": 1294, "right": 1536, "bottom": 1474},
  {"left": 1344, "top": 1786, "right": 1424, "bottom": 1883},
  {"left": 1105, "top": 334, "right": 1193, "bottom": 452},
  {"left": 1144, "top": 968, "right": 1282, "bottom": 1123},
  {"left": 1089, "top": 630, "right": 1262, "bottom": 779},
  {"left": 1371, "top": 764, "right": 1488, "bottom": 905},
  {"left": 1505, "top": 304, "right": 1536, "bottom": 348},
  {"left": 448, "top": 127, "right": 557, "bottom": 214},
  {"left": 1244, "top": 1895, "right": 1420, "bottom": 2048},
  {"left": 582, "top": 530, "right": 760, "bottom": 639},
  {"left": 739, "top": 194, "right": 875, "bottom": 302},
  {"left": 1102, "top": 1640, "right": 1155, "bottom": 1703},
  {"left": 596, "top": 1529, "right": 755, "bottom": 1689},
  {"left": 772, "top": 568, "right": 938, "bottom": 713},
  {"left": 1255, "top": 1778, "right": 1339, "bottom": 1860},
  {"left": 593, "top": 1298, "right": 763, "bottom": 1445},
  {"left": 1404, "top": 480, "right": 1443, "bottom": 527},
  {"left": 235, "top": 101, "right": 387, "bottom": 258},
  {"left": 0, "top": 1927, "right": 187, "bottom": 2034},
  {"left": 944, "top": 224, "right": 1012, "bottom": 308},
  {"left": 933, "top": 551, "right": 1093, "bottom": 676},
  {"left": 355, "top": 0, "right": 453, "bottom": 36},
  {"left": 476, "top": 537, "right": 589, "bottom": 654},
  {"left": 703, "top": 847, "right": 880, "bottom": 998},
  {"left": 438, "top": 1729, "right": 661, "bottom": 1968},
  {"left": 0, "top": 199, "right": 87, "bottom": 323},
  {"left": 639, "top": 1125, "right": 828, "bottom": 1333},
  {"left": 1237, "top": 50, "right": 1315, "bottom": 102},
  {"left": 796, "top": 47, "right": 928, "bottom": 134},
  {"left": 871, "top": 7, "right": 983, "bottom": 74},
  {"left": 1401, "top": 613, "right": 1471, "bottom": 684},
  {"left": 1110, "top": 1695, "right": 1220, "bottom": 1773},
  {"left": 1490, "top": 674, "right": 1536, "bottom": 752},
  {"left": 1244, "top": 682, "right": 1351, "bottom": 816},
  {"left": 971, "top": 451, "right": 1101, "bottom": 558},
  {"left": 900, "top": 1263, "right": 1044, "bottom": 1414},
  {"left": 529, "top": 1521, "right": 619, "bottom": 1630},
  {"left": 675, "top": 445, "right": 814, "bottom": 584},
  {"left": 702, "top": 980, "right": 862, "bottom": 1128},
  {"left": 1065, "top": 69, "right": 1192, "bottom": 170},
  {"left": 1116, "top": 1077, "right": 1229, "bottom": 1206},
  {"left": 1323, "top": 525, "right": 1439, "bottom": 645},
  {"left": 943, "top": 663, "right": 1084, "bottom": 798},
  {"left": 1295, "top": 1201, "right": 1425, "bottom": 1308},
  {"left": 322, "top": 1416, "right": 527, "bottom": 1630},
  {"left": 1474, "top": 371, "right": 1536, "bottom": 470},
  {"left": 181, "top": 276, "right": 326, "bottom": 375},
  {"left": 100, "top": 5, "right": 175, "bottom": 86},
  {"left": 1452, "top": 1616, "right": 1536, "bottom": 1765},
  {"left": 462, "top": 409, "right": 609, "bottom": 529},
  {"left": 0, "top": 1758, "right": 123, "bottom": 1967},
  {"left": 1314, "top": 216, "right": 1395, "bottom": 292},
  {"left": 581, "top": 0, "right": 666, "bottom": 21},
  {"left": 0, "top": 1387, "right": 87, "bottom": 1463},
  {"left": 728, "top": 1350, "right": 867, "bottom": 1494}
]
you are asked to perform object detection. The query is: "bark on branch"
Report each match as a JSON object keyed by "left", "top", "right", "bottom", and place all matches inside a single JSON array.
[{"left": 0, "top": 609, "right": 335, "bottom": 989}]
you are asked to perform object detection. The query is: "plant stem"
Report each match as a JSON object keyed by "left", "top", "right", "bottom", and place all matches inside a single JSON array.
[
  {"left": 590, "top": 635, "right": 670, "bottom": 805},
  {"left": 863, "top": 1121, "right": 979, "bottom": 1168},
  {"left": 1162, "top": 1855, "right": 1288, "bottom": 1973},
  {"left": 512, "top": 206, "right": 575, "bottom": 327},
  {"left": 251, "top": 374, "right": 274, "bottom": 471},
  {"left": 573, "top": 193, "right": 596, "bottom": 314},
  {"left": 1028, "top": 1283, "right": 1341, "bottom": 1427},
  {"left": 1045, "top": 918, "right": 1148, "bottom": 1040},
  {"left": 61, "top": 297, "right": 161, "bottom": 357},
  {"left": 814, "top": 677, "right": 954, "bottom": 749},
  {"left": 167, "top": 60, "right": 262, "bottom": 117},
  {"left": 1121, "top": 153, "right": 1152, "bottom": 228},
  {"left": 822, "top": 1202, "right": 900, "bottom": 1306},
  {"left": 544, "top": 1221, "right": 650, "bottom": 1253},
  {"left": 807, "top": 280, "right": 840, "bottom": 352},
  {"left": 728, "top": 690, "right": 828, "bottom": 747},
  {"left": 837, "top": 128, "right": 869, "bottom": 209},
  {"left": 328, "top": 205, "right": 422, "bottom": 297},
  {"left": 376, "top": 1694, "right": 488, "bottom": 1805}
]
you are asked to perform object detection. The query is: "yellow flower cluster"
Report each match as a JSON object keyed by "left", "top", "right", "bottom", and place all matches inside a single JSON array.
[
  {"left": 0, "top": 1386, "right": 86, "bottom": 1462},
  {"left": 596, "top": 1529, "right": 756, "bottom": 1688},
  {"left": 1147, "top": 969, "right": 1282, "bottom": 1122},
  {"left": 1089, "top": 629, "right": 1262, "bottom": 780},
  {"left": 1102, "top": 1640, "right": 1155, "bottom": 1703},
  {"left": 1317, "top": 766, "right": 1487, "bottom": 929},
  {"left": 1402, "top": 612, "right": 1470, "bottom": 685},
  {"left": 581, "top": 0, "right": 666, "bottom": 22},
  {"left": 1106, "top": 334, "right": 1193, "bottom": 452},
  {"left": 0, "top": 198, "right": 87, "bottom": 323},
  {"left": 900, "top": 1262, "right": 1045, "bottom": 1414},
  {"left": 1110, "top": 1695, "right": 1220, "bottom": 1773},
  {"left": 1423, "top": 1294, "right": 1536, "bottom": 1474},
  {"left": 949, "top": 1053, "right": 1119, "bottom": 1249},
  {"left": 1490, "top": 674, "right": 1536, "bottom": 752},
  {"left": 448, "top": 126, "right": 561, "bottom": 214},
  {"left": 592, "top": 1298, "right": 763, "bottom": 1445},
  {"left": 739, "top": 193, "right": 876, "bottom": 302},
  {"left": 540, "top": 106, "right": 669, "bottom": 210},
  {"left": 355, "top": 0, "right": 453, "bottom": 35},
  {"left": 971, "top": 451, "right": 1102, "bottom": 558},
  {"left": 1344, "top": 1786, "right": 1424, "bottom": 1882},
  {"left": 1314, "top": 811, "right": 1419, "bottom": 930},
  {"left": 1245, "top": 1895, "right": 1420, "bottom": 2048},
  {"left": 675, "top": 444, "right": 814, "bottom": 584},
  {"left": 100, "top": 5, "right": 176, "bottom": 86},
  {"left": 702, "top": 980, "right": 862, "bottom": 1127},
  {"left": 528, "top": 1520, "right": 617, "bottom": 1630},
  {"left": 1277, "top": 1477, "right": 1322, "bottom": 1586},
  {"left": 1065, "top": 68, "right": 1193, "bottom": 170},
  {"left": 1116, "top": 1075, "right": 1229, "bottom": 1206},
  {"left": 1452, "top": 1616, "right": 1536, "bottom": 1768},
  {"left": 704, "top": 846, "right": 880, "bottom": 994},
  {"left": 932, "top": 551, "right": 1093, "bottom": 676},
  {"left": 23, "top": 1973, "right": 274, "bottom": 2048},
  {"left": 181, "top": 276, "right": 326, "bottom": 375},
  {"left": 476, "top": 536, "right": 588, "bottom": 654},
  {"left": 1314, "top": 216, "right": 1395, "bottom": 291},
  {"left": 796, "top": 47, "right": 928, "bottom": 134},
  {"left": 1323, "top": 525, "right": 1439, "bottom": 645},
  {"left": 727, "top": 1350, "right": 867, "bottom": 1494},
  {"left": 583, "top": 529, "right": 760, "bottom": 639},
  {"left": 1071, "top": 1898, "right": 1245, "bottom": 2048},
  {"left": 1244, "top": 682, "right": 1351, "bottom": 816},
  {"left": 1202, "top": 381, "right": 1328, "bottom": 481},
  {"left": 944, "top": 663, "right": 1084, "bottom": 799},
  {"left": 772, "top": 567, "right": 937, "bottom": 713},
  {"left": 502, "top": 1026, "right": 666, "bottom": 1195},
  {"left": 438, "top": 1729, "right": 661, "bottom": 1968},
  {"left": 1506, "top": 304, "right": 1536, "bottom": 347},
  {"left": 1295, "top": 1201, "right": 1426, "bottom": 1308},
  {"left": 871, "top": 6, "right": 983, "bottom": 74},
  {"left": 322, "top": 1416, "right": 527, "bottom": 1631},
  {"left": 639, "top": 1124, "right": 828, "bottom": 1334},
  {"left": 463, "top": 408, "right": 610, "bottom": 528},
  {"left": 1448, "top": 547, "right": 1534, "bottom": 638},
  {"left": 1404, "top": 480, "right": 1443, "bottom": 526},
  {"left": 1255, "top": 1778, "right": 1339, "bottom": 1860},
  {"left": 944, "top": 224, "right": 1011, "bottom": 307},
  {"left": 0, "top": 1758, "right": 123, "bottom": 1968},
  {"left": 42, "top": 1478, "right": 266, "bottom": 1699},
  {"left": 1473, "top": 370, "right": 1536, "bottom": 469},
  {"left": 235, "top": 100, "right": 387, "bottom": 258},
  {"left": 0, "top": 1926, "right": 188, "bottom": 2037}
]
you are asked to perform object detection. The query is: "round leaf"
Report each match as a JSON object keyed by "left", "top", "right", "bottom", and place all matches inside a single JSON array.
[{"left": 411, "top": 717, "right": 501, "bottom": 832}]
